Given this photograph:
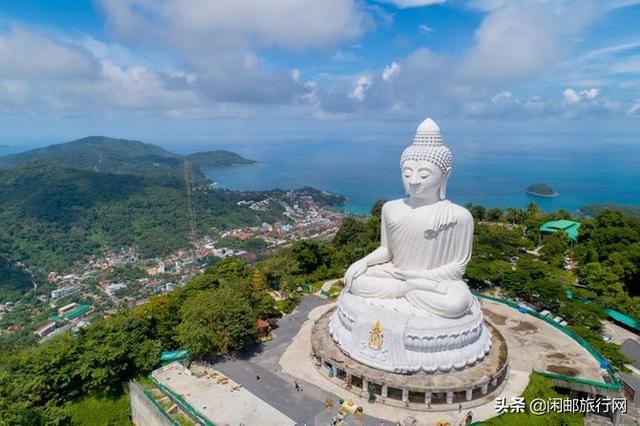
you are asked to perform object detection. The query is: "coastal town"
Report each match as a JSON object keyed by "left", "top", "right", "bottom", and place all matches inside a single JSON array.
[{"left": 1, "top": 190, "right": 345, "bottom": 342}]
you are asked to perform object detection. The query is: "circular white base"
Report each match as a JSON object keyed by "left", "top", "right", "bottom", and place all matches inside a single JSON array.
[{"left": 329, "top": 293, "right": 491, "bottom": 373}]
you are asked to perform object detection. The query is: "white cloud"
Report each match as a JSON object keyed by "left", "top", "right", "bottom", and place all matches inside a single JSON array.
[
  {"left": 491, "top": 91, "right": 512, "bottom": 103},
  {"left": 0, "top": 27, "right": 98, "bottom": 80},
  {"left": 0, "top": 26, "right": 202, "bottom": 115},
  {"left": 80, "top": 36, "right": 140, "bottom": 67},
  {"left": 580, "top": 40, "right": 640, "bottom": 61},
  {"left": 382, "top": 62, "right": 401, "bottom": 81},
  {"left": 98, "top": 60, "right": 197, "bottom": 109},
  {"left": 562, "top": 88, "right": 600, "bottom": 104},
  {"left": 628, "top": 101, "right": 640, "bottom": 115},
  {"left": 377, "top": 0, "right": 446, "bottom": 8},
  {"left": 0, "top": 0, "right": 637, "bottom": 126},
  {"left": 350, "top": 75, "right": 372, "bottom": 101},
  {"left": 461, "top": 1, "right": 597, "bottom": 82},
  {"left": 97, "top": 0, "right": 370, "bottom": 106},
  {"left": 99, "top": 0, "right": 368, "bottom": 50},
  {"left": 582, "top": 88, "right": 599, "bottom": 100},
  {"left": 563, "top": 88, "right": 581, "bottom": 104}
]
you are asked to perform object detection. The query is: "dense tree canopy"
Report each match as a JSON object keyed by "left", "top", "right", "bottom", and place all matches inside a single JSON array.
[{"left": 177, "top": 287, "right": 256, "bottom": 356}]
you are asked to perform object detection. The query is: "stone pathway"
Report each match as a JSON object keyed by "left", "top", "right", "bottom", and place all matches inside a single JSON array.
[
  {"left": 207, "top": 295, "right": 624, "bottom": 425},
  {"left": 210, "top": 296, "right": 380, "bottom": 425},
  {"left": 280, "top": 302, "right": 527, "bottom": 425}
]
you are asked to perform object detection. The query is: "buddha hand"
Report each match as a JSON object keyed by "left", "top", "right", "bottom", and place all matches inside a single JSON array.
[
  {"left": 345, "top": 259, "right": 368, "bottom": 287},
  {"left": 405, "top": 278, "right": 448, "bottom": 295},
  {"left": 383, "top": 268, "right": 447, "bottom": 295}
]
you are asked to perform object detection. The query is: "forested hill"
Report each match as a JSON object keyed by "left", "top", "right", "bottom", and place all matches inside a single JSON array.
[
  {"left": 579, "top": 204, "right": 640, "bottom": 217},
  {"left": 0, "top": 136, "right": 255, "bottom": 182},
  {"left": 186, "top": 150, "right": 255, "bottom": 168},
  {"left": 0, "top": 161, "right": 183, "bottom": 271},
  {"left": 0, "top": 161, "right": 284, "bottom": 272},
  {"left": 0, "top": 254, "right": 33, "bottom": 303}
]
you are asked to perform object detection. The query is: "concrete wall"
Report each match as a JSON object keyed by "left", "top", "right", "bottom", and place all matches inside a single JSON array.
[{"left": 129, "top": 381, "right": 175, "bottom": 426}]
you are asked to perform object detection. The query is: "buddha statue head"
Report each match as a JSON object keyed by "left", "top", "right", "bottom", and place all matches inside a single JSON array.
[{"left": 400, "top": 118, "right": 452, "bottom": 202}]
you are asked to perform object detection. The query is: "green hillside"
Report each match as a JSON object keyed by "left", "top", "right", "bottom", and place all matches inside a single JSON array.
[
  {"left": 186, "top": 149, "right": 255, "bottom": 168},
  {"left": 0, "top": 136, "right": 200, "bottom": 181},
  {"left": 0, "top": 161, "right": 281, "bottom": 272},
  {"left": 579, "top": 204, "right": 640, "bottom": 217},
  {"left": 0, "top": 137, "right": 255, "bottom": 183},
  {"left": 0, "top": 254, "right": 33, "bottom": 303}
]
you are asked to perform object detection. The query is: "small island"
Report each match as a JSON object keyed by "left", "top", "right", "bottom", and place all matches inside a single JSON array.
[{"left": 526, "top": 183, "right": 558, "bottom": 198}]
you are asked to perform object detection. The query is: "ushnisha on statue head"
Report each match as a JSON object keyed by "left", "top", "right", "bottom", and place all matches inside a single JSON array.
[{"left": 400, "top": 118, "right": 452, "bottom": 203}]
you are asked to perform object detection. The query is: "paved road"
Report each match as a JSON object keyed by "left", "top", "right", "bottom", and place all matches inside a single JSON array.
[
  {"left": 211, "top": 296, "right": 385, "bottom": 425},
  {"left": 621, "top": 338, "right": 640, "bottom": 369}
]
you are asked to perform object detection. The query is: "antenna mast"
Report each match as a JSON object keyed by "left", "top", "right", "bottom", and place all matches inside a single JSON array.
[{"left": 183, "top": 160, "right": 197, "bottom": 242}]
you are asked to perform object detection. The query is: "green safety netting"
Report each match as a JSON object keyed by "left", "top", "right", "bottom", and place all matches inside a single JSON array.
[
  {"left": 604, "top": 308, "right": 640, "bottom": 332},
  {"left": 150, "top": 375, "right": 215, "bottom": 426},
  {"left": 140, "top": 385, "right": 180, "bottom": 426},
  {"left": 532, "top": 370, "right": 621, "bottom": 391},
  {"left": 160, "top": 349, "right": 190, "bottom": 363}
]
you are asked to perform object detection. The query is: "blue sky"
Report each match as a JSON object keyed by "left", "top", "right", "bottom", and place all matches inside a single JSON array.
[{"left": 0, "top": 0, "right": 639, "bottom": 146}]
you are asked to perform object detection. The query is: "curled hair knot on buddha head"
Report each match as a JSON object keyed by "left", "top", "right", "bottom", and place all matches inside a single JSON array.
[{"left": 400, "top": 117, "right": 452, "bottom": 200}]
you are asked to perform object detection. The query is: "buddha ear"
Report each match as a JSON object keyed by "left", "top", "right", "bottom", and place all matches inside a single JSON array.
[{"left": 439, "top": 168, "right": 451, "bottom": 200}]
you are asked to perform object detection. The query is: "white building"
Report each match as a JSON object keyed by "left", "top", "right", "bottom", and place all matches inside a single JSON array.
[
  {"left": 51, "top": 286, "right": 80, "bottom": 299},
  {"left": 105, "top": 283, "right": 127, "bottom": 296}
]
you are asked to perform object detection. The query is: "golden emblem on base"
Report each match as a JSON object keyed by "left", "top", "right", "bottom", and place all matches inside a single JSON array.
[{"left": 368, "top": 320, "right": 383, "bottom": 350}]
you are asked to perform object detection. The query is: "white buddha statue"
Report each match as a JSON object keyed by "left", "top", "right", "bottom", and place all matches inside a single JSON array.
[
  {"left": 330, "top": 118, "right": 491, "bottom": 374},
  {"left": 344, "top": 117, "right": 473, "bottom": 319}
]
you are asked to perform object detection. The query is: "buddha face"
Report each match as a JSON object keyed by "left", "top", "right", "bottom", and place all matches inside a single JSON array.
[{"left": 401, "top": 159, "right": 446, "bottom": 200}]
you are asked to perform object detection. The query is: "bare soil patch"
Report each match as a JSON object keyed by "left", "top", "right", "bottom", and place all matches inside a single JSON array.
[
  {"left": 510, "top": 320, "right": 538, "bottom": 333},
  {"left": 547, "top": 352, "right": 567, "bottom": 360},
  {"left": 546, "top": 365, "right": 578, "bottom": 376},
  {"left": 483, "top": 311, "right": 507, "bottom": 326}
]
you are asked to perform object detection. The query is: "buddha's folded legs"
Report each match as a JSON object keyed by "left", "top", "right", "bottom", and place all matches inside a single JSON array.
[
  {"left": 349, "top": 264, "right": 408, "bottom": 299},
  {"left": 405, "top": 281, "right": 472, "bottom": 318},
  {"left": 349, "top": 265, "right": 473, "bottom": 318}
]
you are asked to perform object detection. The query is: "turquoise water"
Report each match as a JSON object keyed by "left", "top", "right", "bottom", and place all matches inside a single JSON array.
[
  {"left": 194, "top": 138, "right": 640, "bottom": 215},
  {"left": 3, "top": 137, "right": 638, "bottom": 216}
]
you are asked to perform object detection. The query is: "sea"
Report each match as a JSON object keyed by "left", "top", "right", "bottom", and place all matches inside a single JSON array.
[
  {"left": 2, "top": 136, "right": 639, "bottom": 216},
  {"left": 189, "top": 137, "right": 640, "bottom": 215}
]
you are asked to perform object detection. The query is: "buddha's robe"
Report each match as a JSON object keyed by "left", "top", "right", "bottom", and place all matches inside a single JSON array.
[{"left": 349, "top": 199, "right": 474, "bottom": 318}]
